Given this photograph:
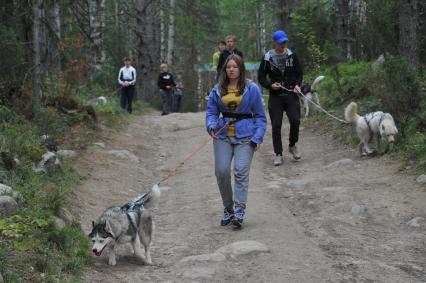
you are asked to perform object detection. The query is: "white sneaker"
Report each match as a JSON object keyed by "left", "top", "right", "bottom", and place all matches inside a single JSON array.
[
  {"left": 273, "top": 155, "right": 283, "bottom": 166},
  {"left": 289, "top": 146, "right": 301, "bottom": 160}
]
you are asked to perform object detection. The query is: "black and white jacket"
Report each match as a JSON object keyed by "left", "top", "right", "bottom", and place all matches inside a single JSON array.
[
  {"left": 118, "top": 66, "right": 137, "bottom": 86},
  {"left": 258, "top": 48, "right": 303, "bottom": 95}
]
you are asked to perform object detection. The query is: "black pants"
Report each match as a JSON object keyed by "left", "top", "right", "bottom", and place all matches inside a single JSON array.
[
  {"left": 268, "top": 94, "right": 301, "bottom": 155},
  {"left": 172, "top": 94, "right": 182, "bottom": 112},
  {"left": 120, "top": 85, "right": 135, "bottom": 113}
]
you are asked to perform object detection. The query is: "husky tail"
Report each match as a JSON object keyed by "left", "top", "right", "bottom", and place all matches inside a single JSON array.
[
  {"left": 344, "top": 102, "right": 360, "bottom": 124},
  {"left": 124, "top": 184, "right": 161, "bottom": 211},
  {"left": 310, "top": 75, "right": 325, "bottom": 91}
]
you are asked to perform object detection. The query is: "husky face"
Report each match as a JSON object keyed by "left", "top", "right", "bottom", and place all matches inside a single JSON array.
[
  {"left": 88, "top": 221, "right": 114, "bottom": 256},
  {"left": 379, "top": 119, "right": 398, "bottom": 143}
]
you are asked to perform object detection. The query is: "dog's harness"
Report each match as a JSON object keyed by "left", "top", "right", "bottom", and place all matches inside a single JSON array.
[
  {"left": 364, "top": 113, "right": 386, "bottom": 142},
  {"left": 111, "top": 191, "right": 150, "bottom": 242}
]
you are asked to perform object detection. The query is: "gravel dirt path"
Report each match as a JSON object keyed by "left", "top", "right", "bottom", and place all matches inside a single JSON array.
[{"left": 73, "top": 111, "right": 426, "bottom": 283}]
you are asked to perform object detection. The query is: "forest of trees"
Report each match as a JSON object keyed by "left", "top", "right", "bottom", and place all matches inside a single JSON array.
[
  {"left": 0, "top": 1, "right": 425, "bottom": 281},
  {"left": 0, "top": 0, "right": 424, "bottom": 113}
]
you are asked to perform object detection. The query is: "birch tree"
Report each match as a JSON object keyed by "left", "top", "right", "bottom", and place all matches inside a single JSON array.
[
  {"left": 49, "top": 0, "right": 61, "bottom": 75},
  {"left": 33, "top": 0, "right": 45, "bottom": 100},
  {"left": 166, "top": 0, "right": 176, "bottom": 65},
  {"left": 89, "top": 0, "right": 106, "bottom": 73}
]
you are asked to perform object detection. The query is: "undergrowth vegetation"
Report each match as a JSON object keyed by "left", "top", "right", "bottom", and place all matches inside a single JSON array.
[
  {"left": 307, "top": 57, "right": 426, "bottom": 169},
  {"left": 0, "top": 78, "right": 148, "bottom": 281}
]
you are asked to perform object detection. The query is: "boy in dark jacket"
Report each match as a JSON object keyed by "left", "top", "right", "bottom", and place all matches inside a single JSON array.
[
  {"left": 258, "top": 30, "right": 303, "bottom": 166},
  {"left": 216, "top": 35, "right": 243, "bottom": 74},
  {"left": 158, "top": 63, "right": 176, "bottom": 115}
]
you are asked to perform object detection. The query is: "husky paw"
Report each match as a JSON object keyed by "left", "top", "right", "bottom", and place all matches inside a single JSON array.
[
  {"left": 108, "top": 258, "right": 117, "bottom": 266},
  {"left": 144, "top": 256, "right": 152, "bottom": 265}
]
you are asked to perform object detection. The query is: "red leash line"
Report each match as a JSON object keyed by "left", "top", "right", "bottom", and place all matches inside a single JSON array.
[{"left": 159, "top": 124, "right": 228, "bottom": 184}]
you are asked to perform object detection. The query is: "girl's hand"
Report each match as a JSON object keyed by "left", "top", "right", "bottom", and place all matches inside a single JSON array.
[
  {"left": 250, "top": 141, "right": 261, "bottom": 151},
  {"left": 210, "top": 129, "right": 218, "bottom": 140}
]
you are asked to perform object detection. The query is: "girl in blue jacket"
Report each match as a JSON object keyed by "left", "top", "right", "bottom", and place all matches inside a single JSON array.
[{"left": 206, "top": 54, "right": 267, "bottom": 228}]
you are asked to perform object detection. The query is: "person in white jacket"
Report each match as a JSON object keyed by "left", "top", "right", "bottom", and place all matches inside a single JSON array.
[{"left": 118, "top": 57, "right": 137, "bottom": 113}]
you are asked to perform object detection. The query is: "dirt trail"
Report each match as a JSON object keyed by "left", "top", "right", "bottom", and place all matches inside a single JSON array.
[{"left": 73, "top": 112, "right": 426, "bottom": 283}]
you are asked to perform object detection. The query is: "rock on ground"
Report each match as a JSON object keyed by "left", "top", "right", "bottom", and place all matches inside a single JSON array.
[
  {"left": 0, "top": 196, "right": 19, "bottom": 218},
  {"left": 407, "top": 217, "right": 423, "bottom": 228},
  {"left": 57, "top": 150, "right": 77, "bottom": 158},
  {"left": 216, "top": 241, "right": 270, "bottom": 258},
  {"left": 108, "top": 150, "right": 139, "bottom": 163},
  {"left": 0, "top": 184, "right": 24, "bottom": 203},
  {"left": 416, "top": 174, "right": 426, "bottom": 184},
  {"left": 182, "top": 267, "right": 216, "bottom": 280}
]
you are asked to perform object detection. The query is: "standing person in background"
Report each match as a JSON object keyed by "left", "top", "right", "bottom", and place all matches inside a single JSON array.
[
  {"left": 173, "top": 74, "right": 184, "bottom": 112},
  {"left": 206, "top": 54, "right": 267, "bottom": 228},
  {"left": 212, "top": 41, "right": 226, "bottom": 81},
  {"left": 258, "top": 30, "right": 303, "bottom": 166},
  {"left": 118, "top": 57, "right": 137, "bottom": 113},
  {"left": 216, "top": 35, "right": 243, "bottom": 75},
  {"left": 158, "top": 63, "right": 176, "bottom": 116}
]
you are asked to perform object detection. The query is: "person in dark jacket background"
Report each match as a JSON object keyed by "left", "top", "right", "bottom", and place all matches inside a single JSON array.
[
  {"left": 216, "top": 35, "right": 243, "bottom": 75},
  {"left": 258, "top": 30, "right": 303, "bottom": 166},
  {"left": 158, "top": 63, "right": 176, "bottom": 116}
]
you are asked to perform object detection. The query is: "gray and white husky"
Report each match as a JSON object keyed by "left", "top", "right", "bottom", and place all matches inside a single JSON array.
[
  {"left": 89, "top": 184, "right": 161, "bottom": 266},
  {"left": 301, "top": 75, "right": 325, "bottom": 118},
  {"left": 345, "top": 102, "right": 398, "bottom": 156}
]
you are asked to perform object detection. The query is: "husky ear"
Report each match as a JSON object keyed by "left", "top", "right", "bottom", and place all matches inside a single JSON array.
[
  {"left": 92, "top": 221, "right": 95, "bottom": 228},
  {"left": 381, "top": 124, "right": 385, "bottom": 131},
  {"left": 104, "top": 220, "right": 115, "bottom": 238}
]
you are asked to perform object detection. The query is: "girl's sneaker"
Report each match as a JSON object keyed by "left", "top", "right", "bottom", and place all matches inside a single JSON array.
[
  {"left": 231, "top": 207, "right": 245, "bottom": 228},
  {"left": 220, "top": 208, "right": 234, "bottom": 226}
]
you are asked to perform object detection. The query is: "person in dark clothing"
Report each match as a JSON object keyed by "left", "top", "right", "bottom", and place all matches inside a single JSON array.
[
  {"left": 216, "top": 35, "right": 243, "bottom": 75},
  {"left": 158, "top": 63, "right": 176, "bottom": 115},
  {"left": 258, "top": 30, "right": 303, "bottom": 166},
  {"left": 118, "top": 57, "right": 137, "bottom": 113},
  {"left": 172, "top": 74, "right": 184, "bottom": 112}
]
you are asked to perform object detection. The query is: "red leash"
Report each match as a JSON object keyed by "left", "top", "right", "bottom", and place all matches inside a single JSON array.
[{"left": 159, "top": 124, "right": 229, "bottom": 184}]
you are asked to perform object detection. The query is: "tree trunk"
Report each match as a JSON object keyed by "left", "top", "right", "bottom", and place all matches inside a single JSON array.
[
  {"left": 50, "top": 0, "right": 61, "bottom": 76},
  {"left": 33, "top": 0, "right": 45, "bottom": 100},
  {"left": 89, "top": 0, "right": 106, "bottom": 73},
  {"left": 399, "top": 0, "right": 419, "bottom": 68},
  {"left": 335, "top": 0, "right": 352, "bottom": 60},
  {"left": 166, "top": 0, "right": 175, "bottom": 66},
  {"left": 160, "top": 0, "right": 166, "bottom": 63},
  {"left": 274, "top": 0, "right": 300, "bottom": 31},
  {"left": 115, "top": 0, "right": 122, "bottom": 59},
  {"left": 135, "top": 0, "right": 161, "bottom": 101},
  {"left": 256, "top": 2, "right": 266, "bottom": 58}
]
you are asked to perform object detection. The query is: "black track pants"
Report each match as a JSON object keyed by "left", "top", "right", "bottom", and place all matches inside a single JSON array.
[{"left": 268, "top": 94, "right": 301, "bottom": 155}]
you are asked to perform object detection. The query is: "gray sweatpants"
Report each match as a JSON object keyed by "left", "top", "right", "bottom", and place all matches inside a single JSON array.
[{"left": 213, "top": 137, "right": 255, "bottom": 212}]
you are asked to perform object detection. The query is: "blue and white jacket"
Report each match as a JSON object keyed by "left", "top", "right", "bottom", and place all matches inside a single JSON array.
[{"left": 206, "top": 80, "right": 267, "bottom": 145}]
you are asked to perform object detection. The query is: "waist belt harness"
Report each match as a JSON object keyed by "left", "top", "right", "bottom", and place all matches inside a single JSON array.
[{"left": 221, "top": 112, "right": 255, "bottom": 119}]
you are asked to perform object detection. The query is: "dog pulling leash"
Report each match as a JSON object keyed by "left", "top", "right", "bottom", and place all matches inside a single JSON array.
[{"left": 279, "top": 85, "right": 348, "bottom": 124}]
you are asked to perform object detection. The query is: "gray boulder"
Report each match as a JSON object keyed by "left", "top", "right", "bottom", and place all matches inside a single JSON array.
[
  {"left": 0, "top": 196, "right": 19, "bottom": 218},
  {"left": 0, "top": 184, "right": 24, "bottom": 203},
  {"left": 416, "top": 174, "right": 426, "bottom": 184},
  {"left": 57, "top": 150, "right": 77, "bottom": 158},
  {"left": 216, "top": 240, "right": 270, "bottom": 258},
  {"left": 372, "top": 54, "right": 385, "bottom": 71}
]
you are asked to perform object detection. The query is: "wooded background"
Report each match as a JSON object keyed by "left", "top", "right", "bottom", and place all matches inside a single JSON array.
[{"left": 0, "top": 0, "right": 424, "bottom": 112}]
